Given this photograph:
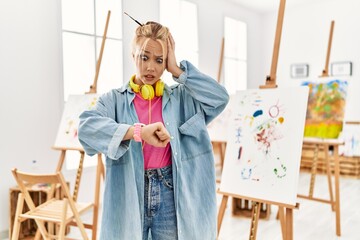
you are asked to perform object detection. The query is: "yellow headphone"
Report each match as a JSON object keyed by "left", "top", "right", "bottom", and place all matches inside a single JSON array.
[{"left": 129, "top": 75, "right": 164, "bottom": 100}]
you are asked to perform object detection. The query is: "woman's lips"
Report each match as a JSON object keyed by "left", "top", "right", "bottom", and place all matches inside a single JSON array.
[{"left": 144, "top": 75, "right": 155, "bottom": 81}]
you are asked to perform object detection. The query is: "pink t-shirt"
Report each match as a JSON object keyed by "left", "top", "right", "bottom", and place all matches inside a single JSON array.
[{"left": 133, "top": 93, "right": 172, "bottom": 169}]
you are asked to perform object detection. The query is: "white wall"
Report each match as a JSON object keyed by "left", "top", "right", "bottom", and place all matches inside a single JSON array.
[
  {"left": 0, "top": 0, "right": 63, "bottom": 234},
  {"left": 260, "top": 0, "right": 360, "bottom": 120},
  {"left": 194, "top": 0, "right": 263, "bottom": 87}
]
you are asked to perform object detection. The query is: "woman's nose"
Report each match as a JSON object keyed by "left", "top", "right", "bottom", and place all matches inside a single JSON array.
[{"left": 146, "top": 61, "right": 155, "bottom": 72}]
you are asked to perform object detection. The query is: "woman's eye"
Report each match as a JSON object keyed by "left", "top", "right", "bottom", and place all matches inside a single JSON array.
[
  {"left": 141, "top": 55, "right": 148, "bottom": 61},
  {"left": 157, "top": 58, "right": 163, "bottom": 64}
]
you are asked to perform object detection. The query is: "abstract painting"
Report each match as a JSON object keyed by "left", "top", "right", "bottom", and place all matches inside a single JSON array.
[{"left": 220, "top": 87, "right": 309, "bottom": 206}]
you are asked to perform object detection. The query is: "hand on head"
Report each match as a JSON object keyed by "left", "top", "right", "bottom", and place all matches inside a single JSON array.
[{"left": 166, "top": 33, "right": 183, "bottom": 78}]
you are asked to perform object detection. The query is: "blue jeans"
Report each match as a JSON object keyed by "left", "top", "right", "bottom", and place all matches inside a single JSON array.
[{"left": 143, "top": 165, "right": 178, "bottom": 240}]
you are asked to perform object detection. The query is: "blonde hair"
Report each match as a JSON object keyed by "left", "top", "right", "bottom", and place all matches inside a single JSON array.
[{"left": 132, "top": 21, "right": 169, "bottom": 58}]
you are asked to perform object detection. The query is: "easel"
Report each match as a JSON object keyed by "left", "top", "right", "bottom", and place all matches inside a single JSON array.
[
  {"left": 217, "top": 1, "right": 299, "bottom": 239},
  {"left": 52, "top": 10, "right": 111, "bottom": 240},
  {"left": 297, "top": 20, "right": 344, "bottom": 236},
  {"left": 217, "top": 192, "right": 299, "bottom": 240},
  {"left": 298, "top": 137, "right": 344, "bottom": 236}
]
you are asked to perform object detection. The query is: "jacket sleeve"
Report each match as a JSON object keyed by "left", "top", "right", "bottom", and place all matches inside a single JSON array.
[
  {"left": 173, "top": 60, "right": 230, "bottom": 124},
  {"left": 78, "top": 91, "right": 131, "bottom": 160}
]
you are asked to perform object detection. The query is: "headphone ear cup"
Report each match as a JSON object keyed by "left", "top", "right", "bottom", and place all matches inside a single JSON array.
[
  {"left": 129, "top": 76, "right": 141, "bottom": 93},
  {"left": 155, "top": 81, "right": 164, "bottom": 97},
  {"left": 141, "top": 85, "right": 155, "bottom": 100}
]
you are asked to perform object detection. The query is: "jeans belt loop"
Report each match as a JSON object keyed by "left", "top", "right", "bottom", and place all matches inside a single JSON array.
[{"left": 157, "top": 168, "right": 163, "bottom": 180}]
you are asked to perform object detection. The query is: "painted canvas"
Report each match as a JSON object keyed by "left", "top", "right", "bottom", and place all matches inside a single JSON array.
[
  {"left": 302, "top": 79, "right": 348, "bottom": 138},
  {"left": 54, "top": 94, "right": 99, "bottom": 149},
  {"left": 219, "top": 87, "right": 309, "bottom": 206}
]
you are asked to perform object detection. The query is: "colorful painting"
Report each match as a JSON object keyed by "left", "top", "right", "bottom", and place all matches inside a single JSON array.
[
  {"left": 302, "top": 79, "right": 348, "bottom": 138},
  {"left": 219, "top": 87, "right": 309, "bottom": 206},
  {"left": 54, "top": 94, "right": 99, "bottom": 149}
]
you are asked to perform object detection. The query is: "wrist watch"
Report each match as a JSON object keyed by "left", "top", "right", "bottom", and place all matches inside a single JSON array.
[{"left": 133, "top": 123, "right": 145, "bottom": 142}]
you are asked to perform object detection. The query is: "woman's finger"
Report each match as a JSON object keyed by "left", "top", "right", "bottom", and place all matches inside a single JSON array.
[{"left": 169, "top": 33, "right": 175, "bottom": 48}]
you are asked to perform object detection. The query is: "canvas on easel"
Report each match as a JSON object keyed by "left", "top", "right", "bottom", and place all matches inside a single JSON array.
[
  {"left": 54, "top": 94, "right": 100, "bottom": 150},
  {"left": 301, "top": 79, "right": 348, "bottom": 139},
  {"left": 219, "top": 86, "right": 309, "bottom": 206}
]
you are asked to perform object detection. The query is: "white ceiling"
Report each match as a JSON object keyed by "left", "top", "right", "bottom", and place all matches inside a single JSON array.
[{"left": 228, "top": 0, "right": 330, "bottom": 13}]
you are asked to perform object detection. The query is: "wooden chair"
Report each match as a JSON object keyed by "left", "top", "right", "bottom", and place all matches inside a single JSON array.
[{"left": 11, "top": 168, "right": 94, "bottom": 240}]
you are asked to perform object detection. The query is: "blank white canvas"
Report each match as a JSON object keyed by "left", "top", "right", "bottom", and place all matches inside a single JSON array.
[
  {"left": 220, "top": 87, "right": 309, "bottom": 206},
  {"left": 54, "top": 94, "right": 99, "bottom": 149}
]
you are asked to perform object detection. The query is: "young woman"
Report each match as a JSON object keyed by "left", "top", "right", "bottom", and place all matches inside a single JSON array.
[{"left": 78, "top": 20, "right": 229, "bottom": 240}]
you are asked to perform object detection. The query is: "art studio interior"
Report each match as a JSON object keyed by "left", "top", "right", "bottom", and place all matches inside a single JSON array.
[{"left": 1, "top": 0, "right": 359, "bottom": 239}]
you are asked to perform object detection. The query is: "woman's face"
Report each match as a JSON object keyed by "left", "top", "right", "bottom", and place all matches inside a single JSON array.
[{"left": 133, "top": 38, "right": 166, "bottom": 86}]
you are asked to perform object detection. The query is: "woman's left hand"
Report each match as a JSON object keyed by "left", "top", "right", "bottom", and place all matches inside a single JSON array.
[{"left": 166, "top": 33, "right": 183, "bottom": 78}]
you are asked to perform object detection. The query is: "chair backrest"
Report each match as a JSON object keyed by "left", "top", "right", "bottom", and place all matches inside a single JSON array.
[{"left": 11, "top": 168, "right": 73, "bottom": 209}]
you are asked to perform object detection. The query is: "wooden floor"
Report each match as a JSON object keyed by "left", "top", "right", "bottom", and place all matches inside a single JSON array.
[
  {"left": 66, "top": 172, "right": 359, "bottom": 240},
  {"left": 6, "top": 172, "right": 359, "bottom": 240}
]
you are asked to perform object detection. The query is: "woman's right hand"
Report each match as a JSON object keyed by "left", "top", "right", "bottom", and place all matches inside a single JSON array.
[
  {"left": 166, "top": 33, "right": 183, "bottom": 78},
  {"left": 141, "top": 122, "right": 171, "bottom": 147}
]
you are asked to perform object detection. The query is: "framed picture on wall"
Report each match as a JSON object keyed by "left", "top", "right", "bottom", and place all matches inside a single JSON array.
[
  {"left": 290, "top": 64, "right": 309, "bottom": 78},
  {"left": 331, "top": 61, "right": 352, "bottom": 76}
]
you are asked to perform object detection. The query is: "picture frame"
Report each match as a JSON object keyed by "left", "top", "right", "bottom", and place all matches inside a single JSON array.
[
  {"left": 331, "top": 61, "right": 352, "bottom": 76},
  {"left": 290, "top": 64, "right": 309, "bottom": 78}
]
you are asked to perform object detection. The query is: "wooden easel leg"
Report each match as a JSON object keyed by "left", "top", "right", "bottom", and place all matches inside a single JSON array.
[
  {"left": 73, "top": 151, "right": 85, "bottom": 202},
  {"left": 249, "top": 201, "right": 260, "bottom": 240},
  {"left": 309, "top": 144, "right": 319, "bottom": 197},
  {"left": 217, "top": 195, "right": 229, "bottom": 238},
  {"left": 333, "top": 146, "right": 341, "bottom": 236},
  {"left": 92, "top": 153, "right": 103, "bottom": 240},
  {"left": 285, "top": 208, "right": 293, "bottom": 240},
  {"left": 324, "top": 144, "right": 335, "bottom": 211},
  {"left": 56, "top": 150, "right": 66, "bottom": 172},
  {"left": 220, "top": 142, "right": 226, "bottom": 171},
  {"left": 100, "top": 156, "right": 105, "bottom": 181},
  {"left": 278, "top": 206, "right": 286, "bottom": 239}
]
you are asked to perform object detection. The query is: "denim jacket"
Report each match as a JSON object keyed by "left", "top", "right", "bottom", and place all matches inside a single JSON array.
[{"left": 78, "top": 60, "right": 229, "bottom": 240}]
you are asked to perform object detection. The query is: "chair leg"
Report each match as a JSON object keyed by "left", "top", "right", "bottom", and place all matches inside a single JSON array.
[
  {"left": 34, "top": 229, "right": 41, "bottom": 240},
  {"left": 71, "top": 206, "right": 89, "bottom": 240},
  {"left": 12, "top": 193, "right": 25, "bottom": 240},
  {"left": 58, "top": 199, "right": 68, "bottom": 240}
]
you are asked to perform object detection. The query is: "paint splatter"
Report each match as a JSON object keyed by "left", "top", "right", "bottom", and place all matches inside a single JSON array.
[
  {"left": 278, "top": 117, "right": 284, "bottom": 124},
  {"left": 253, "top": 110, "right": 263, "bottom": 117}
]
